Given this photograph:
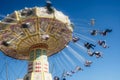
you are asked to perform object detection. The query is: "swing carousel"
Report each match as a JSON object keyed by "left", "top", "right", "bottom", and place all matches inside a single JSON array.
[
  {"left": 0, "top": 1, "right": 112, "bottom": 80},
  {"left": 0, "top": 1, "right": 73, "bottom": 80}
]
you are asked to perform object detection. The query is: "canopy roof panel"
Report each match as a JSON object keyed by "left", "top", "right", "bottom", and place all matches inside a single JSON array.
[{"left": 0, "top": 7, "right": 73, "bottom": 59}]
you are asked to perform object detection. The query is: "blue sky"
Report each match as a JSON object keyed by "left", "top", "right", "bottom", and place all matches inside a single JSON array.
[{"left": 0, "top": 0, "right": 120, "bottom": 80}]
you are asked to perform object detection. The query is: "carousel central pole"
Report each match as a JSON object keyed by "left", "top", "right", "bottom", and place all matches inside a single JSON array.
[{"left": 24, "top": 47, "right": 52, "bottom": 80}]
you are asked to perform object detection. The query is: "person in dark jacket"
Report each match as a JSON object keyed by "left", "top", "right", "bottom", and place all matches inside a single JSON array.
[
  {"left": 84, "top": 42, "right": 96, "bottom": 50},
  {"left": 100, "top": 29, "right": 112, "bottom": 36}
]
